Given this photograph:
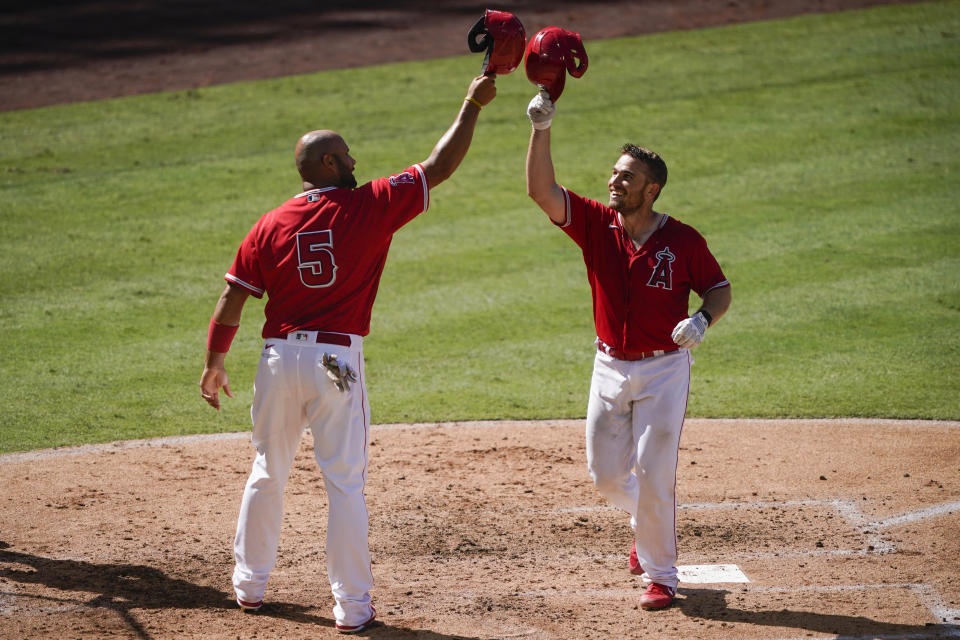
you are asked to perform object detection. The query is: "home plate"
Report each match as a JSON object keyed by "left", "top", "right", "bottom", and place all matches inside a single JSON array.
[{"left": 677, "top": 564, "right": 750, "bottom": 584}]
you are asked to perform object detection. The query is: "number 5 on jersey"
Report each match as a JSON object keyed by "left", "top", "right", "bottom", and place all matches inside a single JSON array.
[{"left": 297, "top": 230, "right": 338, "bottom": 288}]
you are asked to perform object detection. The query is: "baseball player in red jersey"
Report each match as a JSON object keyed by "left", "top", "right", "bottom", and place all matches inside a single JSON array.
[
  {"left": 199, "top": 74, "right": 496, "bottom": 633},
  {"left": 525, "top": 89, "right": 731, "bottom": 610}
]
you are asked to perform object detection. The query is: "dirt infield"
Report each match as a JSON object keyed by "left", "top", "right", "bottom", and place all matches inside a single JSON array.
[{"left": 1, "top": 418, "right": 958, "bottom": 639}]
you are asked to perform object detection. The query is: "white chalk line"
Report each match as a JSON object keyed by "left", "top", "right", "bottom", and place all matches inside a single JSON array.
[
  {"left": 552, "top": 498, "right": 958, "bottom": 560},
  {"left": 560, "top": 498, "right": 958, "bottom": 521},
  {"left": 691, "top": 547, "right": 888, "bottom": 561},
  {"left": 869, "top": 501, "right": 960, "bottom": 528}
]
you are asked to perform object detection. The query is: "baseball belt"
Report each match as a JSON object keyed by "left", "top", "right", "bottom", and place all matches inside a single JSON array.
[{"left": 596, "top": 339, "right": 680, "bottom": 361}]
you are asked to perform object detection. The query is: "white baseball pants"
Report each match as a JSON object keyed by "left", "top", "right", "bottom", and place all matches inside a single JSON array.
[
  {"left": 585, "top": 348, "right": 692, "bottom": 590},
  {"left": 232, "top": 332, "right": 375, "bottom": 628}
]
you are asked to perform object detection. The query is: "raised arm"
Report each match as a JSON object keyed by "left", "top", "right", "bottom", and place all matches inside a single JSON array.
[
  {"left": 420, "top": 75, "right": 497, "bottom": 190},
  {"left": 525, "top": 90, "right": 566, "bottom": 224}
]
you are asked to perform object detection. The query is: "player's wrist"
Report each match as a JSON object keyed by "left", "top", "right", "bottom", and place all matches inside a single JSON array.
[
  {"left": 464, "top": 96, "right": 483, "bottom": 109},
  {"left": 207, "top": 318, "right": 239, "bottom": 353},
  {"left": 695, "top": 309, "right": 713, "bottom": 327}
]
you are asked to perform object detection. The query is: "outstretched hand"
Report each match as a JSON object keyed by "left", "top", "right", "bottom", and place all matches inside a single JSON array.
[{"left": 527, "top": 87, "right": 555, "bottom": 130}]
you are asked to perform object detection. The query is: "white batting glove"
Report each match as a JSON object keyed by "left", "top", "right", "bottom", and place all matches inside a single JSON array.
[
  {"left": 527, "top": 87, "right": 555, "bottom": 130},
  {"left": 321, "top": 353, "right": 358, "bottom": 392},
  {"left": 672, "top": 311, "right": 710, "bottom": 349}
]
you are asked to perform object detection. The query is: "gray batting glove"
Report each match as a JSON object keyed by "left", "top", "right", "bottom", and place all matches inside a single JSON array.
[
  {"left": 671, "top": 312, "right": 710, "bottom": 349},
  {"left": 321, "top": 353, "right": 358, "bottom": 392},
  {"left": 527, "top": 87, "right": 555, "bottom": 130}
]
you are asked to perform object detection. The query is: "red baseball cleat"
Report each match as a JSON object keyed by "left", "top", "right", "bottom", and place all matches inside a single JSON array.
[
  {"left": 639, "top": 583, "right": 676, "bottom": 610},
  {"left": 629, "top": 541, "right": 643, "bottom": 575},
  {"left": 336, "top": 606, "right": 377, "bottom": 634}
]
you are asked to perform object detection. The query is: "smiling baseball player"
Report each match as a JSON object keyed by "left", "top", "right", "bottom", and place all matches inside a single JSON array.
[
  {"left": 525, "top": 85, "right": 731, "bottom": 610},
  {"left": 199, "top": 73, "right": 497, "bottom": 633}
]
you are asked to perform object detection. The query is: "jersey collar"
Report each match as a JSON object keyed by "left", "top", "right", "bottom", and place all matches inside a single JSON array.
[
  {"left": 614, "top": 211, "right": 670, "bottom": 236},
  {"left": 294, "top": 186, "right": 338, "bottom": 198}
]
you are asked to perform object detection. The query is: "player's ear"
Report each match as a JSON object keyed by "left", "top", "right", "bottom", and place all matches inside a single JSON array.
[{"left": 648, "top": 181, "right": 662, "bottom": 202}]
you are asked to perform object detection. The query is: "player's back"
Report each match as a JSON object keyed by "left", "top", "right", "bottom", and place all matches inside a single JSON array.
[
  {"left": 254, "top": 185, "right": 395, "bottom": 337},
  {"left": 226, "top": 164, "right": 430, "bottom": 338}
]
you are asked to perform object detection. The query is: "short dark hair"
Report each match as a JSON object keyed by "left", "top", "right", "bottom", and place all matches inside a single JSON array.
[{"left": 620, "top": 143, "right": 668, "bottom": 193}]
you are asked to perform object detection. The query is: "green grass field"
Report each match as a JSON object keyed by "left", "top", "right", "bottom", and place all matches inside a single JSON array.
[{"left": 1, "top": 2, "right": 958, "bottom": 453}]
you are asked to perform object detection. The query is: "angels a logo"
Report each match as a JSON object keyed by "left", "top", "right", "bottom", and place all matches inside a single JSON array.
[
  {"left": 389, "top": 172, "right": 416, "bottom": 186},
  {"left": 647, "top": 246, "right": 675, "bottom": 290}
]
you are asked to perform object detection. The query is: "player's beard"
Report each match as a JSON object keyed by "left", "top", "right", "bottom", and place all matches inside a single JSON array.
[
  {"left": 335, "top": 156, "right": 357, "bottom": 189},
  {"left": 609, "top": 190, "right": 646, "bottom": 214},
  {"left": 608, "top": 173, "right": 651, "bottom": 214}
]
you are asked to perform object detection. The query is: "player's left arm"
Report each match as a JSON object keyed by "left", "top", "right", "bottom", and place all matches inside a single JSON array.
[
  {"left": 420, "top": 75, "right": 497, "bottom": 190},
  {"left": 672, "top": 283, "right": 731, "bottom": 349},
  {"left": 200, "top": 282, "right": 251, "bottom": 410},
  {"left": 699, "top": 283, "right": 731, "bottom": 326}
]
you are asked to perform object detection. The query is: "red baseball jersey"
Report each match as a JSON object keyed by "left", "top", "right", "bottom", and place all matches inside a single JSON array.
[
  {"left": 225, "top": 164, "right": 429, "bottom": 338},
  {"left": 556, "top": 187, "right": 729, "bottom": 353}
]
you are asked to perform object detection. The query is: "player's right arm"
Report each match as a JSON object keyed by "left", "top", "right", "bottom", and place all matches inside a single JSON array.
[
  {"left": 525, "top": 90, "right": 566, "bottom": 224},
  {"left": 200, "top": 282, "right": 250, "bottom": 411},
  {"left": 420, "top": 74, "right": 497, "bottom": 190}
]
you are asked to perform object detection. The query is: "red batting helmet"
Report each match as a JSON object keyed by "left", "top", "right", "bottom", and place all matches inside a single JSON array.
[
  {"left": 524, "top": 26, "right": 588, "bottom": 101},
  {"left": 467, "top": 9, "right": 526, "bottom": 75}
]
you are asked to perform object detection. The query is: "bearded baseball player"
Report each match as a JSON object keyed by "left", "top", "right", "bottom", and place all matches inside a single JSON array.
[
  {"left": 199, "top": 73, "right": 496, "bottom": 633},
  {"left": 525, "top": 89, "right": 732, "bottom": 610}
]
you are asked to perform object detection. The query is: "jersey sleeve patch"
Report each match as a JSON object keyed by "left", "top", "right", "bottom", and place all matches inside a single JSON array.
[
  {"left": 385, "top": 165, "right": 429, "bottom": 214},
  {"left": 388, "top": 171, "right": 416, "bottom": 186}
]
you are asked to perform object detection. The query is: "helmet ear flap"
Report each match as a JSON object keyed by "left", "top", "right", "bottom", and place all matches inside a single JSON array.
[
  {"left": 564, "top": 32, "right": 589, "bottom": 78},
  {"left": 467, "top": 16, "right": 491, "bottom": 53}
]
